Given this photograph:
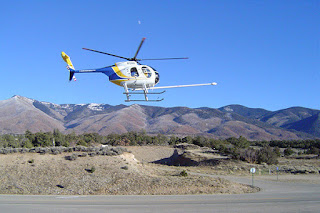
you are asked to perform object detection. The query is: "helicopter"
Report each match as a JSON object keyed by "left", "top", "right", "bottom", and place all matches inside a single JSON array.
[{"left": 61, "top": 38, "right": 217, "bottom": 102}]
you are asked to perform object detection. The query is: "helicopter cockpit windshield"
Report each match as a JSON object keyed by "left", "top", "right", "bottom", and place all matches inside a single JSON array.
[{"left": 155, "top": 71, "right": 160, "bottom": 84}]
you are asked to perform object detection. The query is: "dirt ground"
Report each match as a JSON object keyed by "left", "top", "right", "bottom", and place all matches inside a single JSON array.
[
  {"left": 126, "top": 146, "right": 320, "bottom": 184},
  {"left": 0, "top": 147, "right": 256, "bottom": 195},
  {"left": 0, "top": 145, "right": 318, "bottom": 195}
]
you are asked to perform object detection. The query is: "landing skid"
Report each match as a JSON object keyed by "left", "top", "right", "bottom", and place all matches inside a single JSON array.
[
  {"left": 123, "top": 84, "right": 165, "bottom": 102},
  {"left": 125, "top": 98, "right": 164, "bottom": 102}
]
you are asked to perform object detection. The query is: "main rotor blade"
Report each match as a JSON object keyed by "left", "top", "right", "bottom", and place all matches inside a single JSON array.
[
  {"left": 132, "top": 37, "right": 146, "bottom": 61},
  {"left": 137, "top": 57, "right": 189, "bottom": 61},
  {"left": 82, "top": 48, "right": 131, "bottom": 61}
]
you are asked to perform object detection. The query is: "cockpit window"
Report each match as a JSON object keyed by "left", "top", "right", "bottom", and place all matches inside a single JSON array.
[
  {"left": 142, "top": 66, "right": 152, "bottom": 78},
  {"left": 131, "top": 67, "right": 139, "bottom": 77},
  {"left": 155, "top": 71, "right": 160, "bottom": 84}
]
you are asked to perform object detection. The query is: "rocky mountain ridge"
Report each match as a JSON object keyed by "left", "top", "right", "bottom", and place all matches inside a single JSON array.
[{"left": 0, "top": 95, "right": 319, "bottom": 140}]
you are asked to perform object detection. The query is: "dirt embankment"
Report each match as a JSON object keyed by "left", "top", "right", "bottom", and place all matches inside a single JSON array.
[{"left": 0, "top": 146, "right": 257, "bottom": 195}]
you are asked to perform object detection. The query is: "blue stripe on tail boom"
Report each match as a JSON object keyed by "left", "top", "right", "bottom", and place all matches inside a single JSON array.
[{"left": 94, "top": 66, "right": 115, "bottom": 76}]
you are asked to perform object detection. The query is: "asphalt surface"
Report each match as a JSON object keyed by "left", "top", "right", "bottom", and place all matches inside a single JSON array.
[{"left": 0, "top": 176, "right": 319, "bottom": 213}]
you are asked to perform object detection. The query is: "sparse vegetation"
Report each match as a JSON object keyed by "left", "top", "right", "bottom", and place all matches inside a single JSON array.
[
  {"left": 0, "top": 131, "right": 319, "bottom": 166},
  {"left": 0, "top": 131, "right": 319, "bottom": 151}
]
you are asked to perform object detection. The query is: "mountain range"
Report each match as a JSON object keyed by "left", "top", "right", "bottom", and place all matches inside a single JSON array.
[{"left": 0, "top": 95, "right": 319, "bottom": 141}]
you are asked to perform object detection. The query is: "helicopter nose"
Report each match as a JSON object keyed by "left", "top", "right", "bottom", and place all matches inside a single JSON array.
[{"left": 155, "top": 72, "right": 160, "bottom": 85}]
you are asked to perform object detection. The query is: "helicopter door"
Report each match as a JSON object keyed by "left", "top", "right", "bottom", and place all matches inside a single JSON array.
[{"left": 130, "top": 67, "right": 139, "bottom": 77}]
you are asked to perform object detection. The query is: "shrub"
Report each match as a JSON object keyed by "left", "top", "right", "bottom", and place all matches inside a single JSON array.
[
  {"left": 20, "top": 148, "right": 29, "bottom": 153},
  {"left": 65, "top": 153, "right": 78, "bottom": 161},
  {"left": 52, "top": 150, "right": 60, "bottom": 155},
  {"left": 257, "top": 146, "right": 278, "bottom": 165},
  {"left": 240, "top": 148, "right": 258, "bottom": 163},
  {"left": 274, "top": 146, "right": 281, "bottom": 157},
  {"left": 78, "top": 152, "right": 88, "bottom": 157},
  {"left": 88, "top": 152, "right": 97, "bottom": 157},
  {"left": 180, "top": 170, "right": 188, "bottom": 177},
  {"left": 85, "top": 166, "right": 96, "bottom": 173},
  {"left": 306, "top": 147, "right": 320, "bottom": 155},
  {"left": 89, "top": 166, "right": 96, "bottom": 173},
  {"left": 121, "top": 166, "right": 129, "bottom": 170},
  {"left": 284, "top": 148, "right": 294, "bottom": 156}
]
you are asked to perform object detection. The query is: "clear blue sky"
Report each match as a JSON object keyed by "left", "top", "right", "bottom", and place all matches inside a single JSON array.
[{"left": 1, "top": 0, "right": 319, "bottom": 111}]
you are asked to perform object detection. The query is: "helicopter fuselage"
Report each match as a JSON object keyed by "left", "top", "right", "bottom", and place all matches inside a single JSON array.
[
  {"left": 75, "top": 61, "right": 159, "bottom": 90},
  {"left": 111, "top": 61, "right": 159, "bottom": 89}
]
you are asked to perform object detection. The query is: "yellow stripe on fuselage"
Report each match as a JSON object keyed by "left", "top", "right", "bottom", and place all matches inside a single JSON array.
[
  {"left": 110, "top": 79, "right": 129, "bottom": 86},
  {"left": 110, "top": 64, "right": 145, "bottom": 86},
  {"left": 112, "top": 65, "right": 130, "bottom": 78}
]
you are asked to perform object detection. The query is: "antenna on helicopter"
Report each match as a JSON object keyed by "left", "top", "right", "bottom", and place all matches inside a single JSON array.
[{"left": 82, "top": 38, "right": 188, "bottom": 62}]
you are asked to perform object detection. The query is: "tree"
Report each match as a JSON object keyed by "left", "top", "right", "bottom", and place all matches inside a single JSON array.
[
  {"left": 33, "top": 132, "right": 52, "bottom": 147},
  {"left": 182, "top": 136, "right": 193, "bottom": 144},
  {"left": 22, "top": 138, "right": 33, "bottom": 148},
  {"left": 226, "top": 136, "right": 250, "bottom": 149},
  {"left": 169, "top": 136, "right": 178, "bottom": 145},
  {"left": 65, "top": 132, "right": 77, "bottom": 145},
  {"left": 53, "top": 129, "right": 66, "bottom": 146},
  {"left": 274, "top": 146, "right": 281, "bottom": 157},
  {"left": 1, "top": 134, "right": 17, "bottom": 148},
  {"left": 25, "top": 130, "right": 35, "bottom": 144}
]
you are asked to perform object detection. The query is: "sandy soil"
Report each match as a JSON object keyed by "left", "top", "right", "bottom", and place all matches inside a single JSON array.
[{"left": 126, "top": 146, "right": 175, "bottom": 163}]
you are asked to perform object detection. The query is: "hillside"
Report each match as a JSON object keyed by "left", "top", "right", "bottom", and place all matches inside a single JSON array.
[
  {"left": 0, "top": 95, "right": 319, "bottom": 140},
  {"left": 283, "top": 113, "right": 320, "bottom": 137},
  {"left": 0, "top": 96, "right": 64, "bottom": 134}
]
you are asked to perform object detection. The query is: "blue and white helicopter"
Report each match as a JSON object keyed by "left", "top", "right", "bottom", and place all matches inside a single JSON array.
[{"left": 61, "top": 38, "right": 217, "bottom": 102}]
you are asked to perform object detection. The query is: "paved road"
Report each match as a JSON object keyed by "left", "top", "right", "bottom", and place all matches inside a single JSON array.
[{"left": 1, "top": 177, "right": 319, "bottom": 213}]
